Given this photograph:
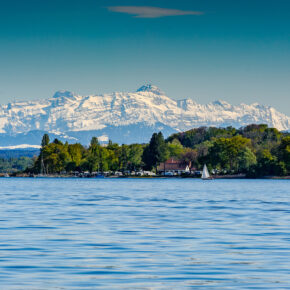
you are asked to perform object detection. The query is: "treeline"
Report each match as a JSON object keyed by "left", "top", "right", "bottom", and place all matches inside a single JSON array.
[
  {"left": 0, "top": 157, "right": 33, "bottom": 173},
  {"left": 31, "top": 135, "right": 144, "bottom": 174},
  {"left": 167, "top": 124, "right": 289, "bottom": 177},
  {"left": 28, "top": 124, "right": 290, "bottom": 177}
]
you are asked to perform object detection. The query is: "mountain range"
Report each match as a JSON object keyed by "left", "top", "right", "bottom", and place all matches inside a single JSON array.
[{"left": 0, "top": 84, "right": 289, "bottom": 146}]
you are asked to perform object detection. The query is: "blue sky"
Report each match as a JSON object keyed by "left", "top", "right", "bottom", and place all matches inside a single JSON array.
[{"left": 0, "top": 0, "right": 289, "bottom": 114}]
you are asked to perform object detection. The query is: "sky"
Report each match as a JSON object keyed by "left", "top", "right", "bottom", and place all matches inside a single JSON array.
[{"left": 0, "top": 0, "right": 289, "bottom": 115}]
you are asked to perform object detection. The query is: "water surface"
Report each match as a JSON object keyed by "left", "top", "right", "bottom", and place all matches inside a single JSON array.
[{"left": 0, "top": 178, "right": 289, "bottom": 289}]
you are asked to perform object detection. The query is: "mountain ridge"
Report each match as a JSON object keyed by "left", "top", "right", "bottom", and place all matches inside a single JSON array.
[{"left": 0, "top": 85, "right": 289, "bottom": 145}]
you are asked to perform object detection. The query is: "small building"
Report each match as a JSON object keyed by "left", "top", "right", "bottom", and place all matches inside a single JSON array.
[{"left": 157, "top": 158, "right": 191, "bottom": 175}]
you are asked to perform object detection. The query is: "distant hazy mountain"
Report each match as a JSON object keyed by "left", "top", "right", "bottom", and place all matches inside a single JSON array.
[{"left": 0, "top": 84, "right": 289, "bottom": 146}]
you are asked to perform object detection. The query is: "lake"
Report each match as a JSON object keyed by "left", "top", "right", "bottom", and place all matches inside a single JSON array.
[{"left": 0, "top": 178, "right": 289, "bottom": 289}]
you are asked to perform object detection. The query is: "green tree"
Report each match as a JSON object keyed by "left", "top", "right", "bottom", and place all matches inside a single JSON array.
[
  {"left": 27, "top": 125, "right": 289, "bottom": 177},
  {"left": 68, "top": 143, "right": 84, "bottom": 167},
  {"left": 41, "top": 142, "right": 70, "bottom": 173},
  {"left": 209, "top": 136, "right": 251, "bottom": 172},
  {"left": 196, "top": 140, "right": 214, "bottom": 168},
  {"left": 180, "top": 148, "right": 198, "bottom": 171},
  {"left": 240, "top": 124, "right": 282, "bottom": 152},
  {"left": 142, "top": 132, "right": 169, "bottom": 171},
  {"left": 248, "top": 149, "right": 287, "bottom": 177},
  {"left": 128, "top": 144, "right": 144, "bottom": 171},
  {"left": 86, "top": 137, "right": 102, "bottom": 172},
  {"left": 99, "top": 147, "right": 109, "bottom": 172},
  {"left": 90, "top": 137, "right": 100, "bottom": 147},
  {"left": 41, "top": 134, "right": 50, "bottom": 148},
  {"left": 168, "top": 139, "right": 184, "bottom": 158},
  {"left": 237, "top": 147, "right": 257, "bottom": 172},
  {"left": 277, "top": 136, "right": 290, "bottom": 173},
  {"left": 53, "top": 138, "right": 63, "bottom": 145},
  {"left": 119, "top": 145, "right": 129, "bottom": 171}
]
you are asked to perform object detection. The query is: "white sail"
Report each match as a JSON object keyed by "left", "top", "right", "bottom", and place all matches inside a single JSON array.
[{"left": 202, "top": 164, "right": 210, "bottom": 179}]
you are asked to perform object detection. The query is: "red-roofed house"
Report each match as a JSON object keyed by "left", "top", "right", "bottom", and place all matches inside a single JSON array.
[{"left": 157, "top": 158, "right": 191, "bottom": 175}]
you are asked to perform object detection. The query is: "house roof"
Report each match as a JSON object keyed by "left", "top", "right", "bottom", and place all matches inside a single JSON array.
[{"left": 157, "top": 158, "right": 190, "bottom": 171}]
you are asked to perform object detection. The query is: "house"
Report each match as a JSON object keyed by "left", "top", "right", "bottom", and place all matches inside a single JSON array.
[{"left": 157, "top": 158, "right": 191, "bottom": 175}]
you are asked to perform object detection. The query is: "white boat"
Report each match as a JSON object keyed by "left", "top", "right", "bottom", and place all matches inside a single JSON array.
[{"left": 201, "top": 164, "right": 213, "bottom": 180}]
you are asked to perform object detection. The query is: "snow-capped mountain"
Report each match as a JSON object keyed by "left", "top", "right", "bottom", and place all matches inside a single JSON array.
[{"left": 0, "top": 84, "right": 289, "bottom": 145}]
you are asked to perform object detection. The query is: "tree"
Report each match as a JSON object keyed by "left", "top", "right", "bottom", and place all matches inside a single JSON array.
[
  {"left": 142, "top": 132, "right": 169, "bottom": 171},
  {"left": 240, "top": 124, "right": 282, "bottom": 152},
  {"left": 65, "top": 161, "right": 77, "bottom": 173},
  {"left": 86, "top": 137, "right": 102, "bottom": 172},
  {"left": 248, "top": 149, "right": 287, "bottom": 177},
  {"left": 107, "top": 148, "right": 119, "bottom": 171},
  {"left": 90, "top": 137, "right": 100, "bottom": 147},
  {"left": 53, "top": 138, "right": 63, "bottom": 145},
  {"left": 167, "top": 126, "right": 237, "bottom": 148},
  {"left": 196, "top": 140, "right": 214, "bottom": 167},
  {"left": 99, "top": 147, "right": 109, "bottom": 172},
  {"left": 168, "top": 139, "right": 184, "bottom": 158},
  {"left": 41, "top": 134, "right": 50, "bottom": 148},
  {"left": 128, "top": 144, "right": 144, "bottom": 171},
  {"left": 237, "top": 147, "right": 257, "bottom": 172},
  {"left": 119, "top": 145, "right": 129, "bottom": 171},
  {"left": 40, "top": 142, "right": 70, "bottom": 173},
  {"left": 277, "top": 136, "right": 290, "bottom": 173},
  {"left": 180, "top": 148, "right": 198, "bottom": 171},
  {"left": 68, "top": 143, "right": 84, "bottom": 167},
  {"left": 209, "top": 136, "right": 251, "bottom": 171},
  {"left": 27, "top": 125, "right": 289, "bottom": 177}
]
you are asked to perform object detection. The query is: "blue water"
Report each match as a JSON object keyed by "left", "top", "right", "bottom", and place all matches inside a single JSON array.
[{"left": 0, "top": 178, "right": 289, "bottom": 289}]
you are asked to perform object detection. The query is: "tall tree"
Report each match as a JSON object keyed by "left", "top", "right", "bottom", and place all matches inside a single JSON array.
[
  {"left": 142, "top": 132, "right": 169, "bottom": 171},
  {"left": 128, "top": 144, "right": 144, "bottom": 171},
  {"left": 90, "top": 137, "right": 100, "bottom": 147},
  {"left": 41, "top": 134, "right": 50, "bottom": 148},
  {"left": 86, "top": 137, "right": 101, "bottom": 172},
  {"left": 277, "top": 136, "right": 290, "bottom": 173}
]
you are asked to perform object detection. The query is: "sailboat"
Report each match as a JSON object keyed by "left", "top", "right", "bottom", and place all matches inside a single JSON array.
[{"left": 201, "top": 164, "right": 213, "bottom": 180}]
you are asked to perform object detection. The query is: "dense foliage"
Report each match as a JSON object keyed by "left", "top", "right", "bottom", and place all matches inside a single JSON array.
[
  {"left": 167, "top": 124, "right": 289, "bottom": 177},
  {"left": 31, "top": 135, "right": 145, "bottom": 174},
  {"left": 28, "top": 124, "right": 289, "bottom": 177},
  {"left": 0, "top": 157, "right": 34, "bottom": 173}
]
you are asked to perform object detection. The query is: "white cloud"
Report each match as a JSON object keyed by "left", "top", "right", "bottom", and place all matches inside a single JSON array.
[{"left": 107, "top": 6, "right": 204, "bottom": 18}]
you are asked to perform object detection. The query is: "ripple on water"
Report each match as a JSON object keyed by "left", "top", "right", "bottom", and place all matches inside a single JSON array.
[{"left": 0, "top": 178, "right": 289, "bottom": 289}]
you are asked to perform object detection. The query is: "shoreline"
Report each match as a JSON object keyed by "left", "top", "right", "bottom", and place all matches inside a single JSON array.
[{"left": 1, "top": 174, "right": 290, "bottom": 180}]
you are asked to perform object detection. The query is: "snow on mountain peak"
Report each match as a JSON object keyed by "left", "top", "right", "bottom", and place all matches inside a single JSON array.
[
  {"left": 136, "top": 84, "right": 165, "bottom": 95},
  {"left": 0, "top": 87, "right": 289, "bottom": 144}
]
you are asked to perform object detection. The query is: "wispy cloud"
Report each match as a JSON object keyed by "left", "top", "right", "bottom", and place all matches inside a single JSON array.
[{"left": 107, "top": 6, "right": 204, "bottom": 18}]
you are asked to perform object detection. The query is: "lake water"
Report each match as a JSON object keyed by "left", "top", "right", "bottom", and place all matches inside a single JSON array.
[{"left": 0, "top": 178, "right": 289, "bottom": 289}]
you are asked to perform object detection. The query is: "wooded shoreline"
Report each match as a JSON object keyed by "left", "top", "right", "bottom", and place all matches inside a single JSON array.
[{"left": 1, "top": 124, "right": 289, "bottom": 178}]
